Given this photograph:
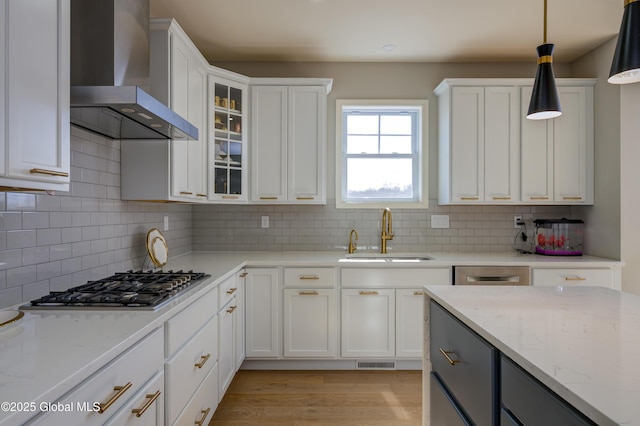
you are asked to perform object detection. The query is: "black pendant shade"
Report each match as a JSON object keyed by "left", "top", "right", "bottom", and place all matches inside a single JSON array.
[
  {"left": 609, "top": 0, "right": 640, "bottom": 84},
  {"left": 527, "top": 43, "right": 562, "bottom": 120}
]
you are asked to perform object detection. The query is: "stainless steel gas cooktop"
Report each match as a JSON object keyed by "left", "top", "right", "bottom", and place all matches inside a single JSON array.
[{"left": 21, "top": 270, "right": 209, "bottom": 311}]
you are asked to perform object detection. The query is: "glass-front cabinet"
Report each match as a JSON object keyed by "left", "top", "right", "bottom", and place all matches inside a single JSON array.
[{"left": 208, "top": 71, "right": 249, "bottom": 202}]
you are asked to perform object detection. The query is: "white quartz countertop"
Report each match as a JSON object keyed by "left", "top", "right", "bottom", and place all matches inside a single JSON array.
[
  {"left": 0, "top": 250, "right": 623, "bottom": 424},
  {"left": 424, "top": 285, "right": 640, "bottom": 426}
]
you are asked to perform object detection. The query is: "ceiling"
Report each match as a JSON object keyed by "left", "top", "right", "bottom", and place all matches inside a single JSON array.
[{"left": 149, "top": 0, "right": 624, "bottom": 64}]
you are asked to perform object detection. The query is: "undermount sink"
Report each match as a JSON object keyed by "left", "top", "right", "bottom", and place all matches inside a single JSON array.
[{"left": 339, "top": 253, "right": 434, "bottom": 262}]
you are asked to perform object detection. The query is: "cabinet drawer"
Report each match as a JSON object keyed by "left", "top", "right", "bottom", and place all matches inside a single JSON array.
[
  {"left": 430, "top": 301, "right": 496, "bottom": 426},
  {"left": 531, "top": 268, "right": 612, "bottom": 288},
  {"left": 30, "top": 328, "right": 164, "bottom": 426},
  {"left": 165, "top": 288, "right": 217, "bottom": 356},
  {"left": 165, "top": 315, "right": 218, "bottom": 425},
  {"left": 284, "top": 267, "right": 335, "bottom": 287},
  {"left": 172, "top": 362, "right": 219, "bottom": 426},
  {"left": 430, "top": 372, "right": 472, "bottom": 426},
  {"left": 218, "top": 274, "right": 239, "bottom": 309},
  {"left": 104, "top": 371, "right": 164, "bottom": 426},
  {"left": 501, "top": 356, "right": 595, "bottom": 425},
  {"left": 341, "top": 267, "right": 450, "bottom": 288}
]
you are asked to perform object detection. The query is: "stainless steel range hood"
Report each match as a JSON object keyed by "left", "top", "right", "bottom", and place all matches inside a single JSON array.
[{"left": 70, "top": 0, "right": 198, "bottom": 140}]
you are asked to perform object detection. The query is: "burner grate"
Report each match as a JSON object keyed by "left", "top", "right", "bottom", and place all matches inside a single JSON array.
[{"left": 27, "top": 270, "right": 209, "bottom": 309}]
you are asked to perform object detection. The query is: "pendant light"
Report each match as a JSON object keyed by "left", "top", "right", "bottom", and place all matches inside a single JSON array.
[
  {"left": 609, "top": 0, "right": 640, "bottom": 84},
  {"left": 527, "top": 0, "right": 562, "bottom": 120}
]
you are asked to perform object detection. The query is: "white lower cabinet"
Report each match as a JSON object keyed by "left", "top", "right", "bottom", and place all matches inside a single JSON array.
[
  {"left": 28, "top": 328, "right": 164, "bottom": 426},
  {"left": 104, "top": 372, "right": 164, "bottom": 426},
  {"left": 284, "top": 288, "right": 337, "bottom": 358},
  {"left": 218, "top": 296, "right": 237, "bottom": 398},
  {"left": 165, "top": 315, "right": 218, "bottom": 424},
  {"left": 341, "top": 288, "right": 396, "bottom": 358},
  {"left": 172, "top": 363, "right": 218, "bottom": 426},
  {"left": 164, "top": 288, "right": 218, "bottom": 425},
  {"left": 531, "top": 267, "right": 617, "bottom": 289},
  {"left": 245, "top": 268, "right": 280, "bottom": 358},
  {"left": 396, "top": 289, "right": 425, "bottom": 358}
]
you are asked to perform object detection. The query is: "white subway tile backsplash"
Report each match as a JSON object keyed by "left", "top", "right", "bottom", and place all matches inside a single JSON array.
[
  {"left": 7, "top": 265, "right": 37, "bottom": 288},
  {"left": 6, "top": 193, "right": 36, "bottom": 211},
  {"left": 23, "top": 247, "right": 50, "bottom": 266},
  {"left": 7, "top": 230, "right": 36, "bottom": 249},
  {"left": 1, "top": 212, "right": 22, "bottom": 231}
]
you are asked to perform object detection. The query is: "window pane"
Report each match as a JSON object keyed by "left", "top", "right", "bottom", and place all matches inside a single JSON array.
[
  {"left": 380, "top": 115, "right": 411, "bottom": 135},
  {"left": 347, "top": 115, "right": 379, "bottom": 134},
  {"left": 380, "top": 136, "right": 412, "bottom": 154},
  {"left": 346, "top": 158, "right": 413, "bottom": 199},
  {"left": 346, "top": 135, "right": 379, "bottom": 154}
]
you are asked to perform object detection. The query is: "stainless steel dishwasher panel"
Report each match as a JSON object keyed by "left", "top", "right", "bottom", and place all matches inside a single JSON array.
[{"left": 453, "top": 266, "right": 530, "bottom": 286}]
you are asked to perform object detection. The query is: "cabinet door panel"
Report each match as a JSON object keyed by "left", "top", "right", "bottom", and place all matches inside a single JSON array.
[
  {"left": 245, "top": 268, "right": 280, "bottom": 358},
  {"left": 284, "top": 289, "right": 336, "bottom": 358},
  {"left": 521, "top": 86, "right": 554, "bottom": 203},
  {"left": 484, "top": 87, "right": 519, "bottom": 202},
  {"left": 6, "top": 0, "right": 69, "bottom": 183},
  {"left": 341, "top": 289, "right": 395, "bottom": 358},
  {"left": 396, "top": 289, "right": 424, "bottom": 358},
  {"left": 251, "top": 86, "right": 287, "bottom": 200},
  {"left": 554, "top": 87, "right": 590, "bottom": 203},
  {"left": 450, "top": 87, "right": 484, "bottom": 202},
  {"left": 430, "top": 372, "right": 472, "bottom": 426},
  {"left": 218, "top": 298, "right": 235, "bottom": 398},
  {"left": 288, "top": 86, "right": 325, "bottom": 201}
]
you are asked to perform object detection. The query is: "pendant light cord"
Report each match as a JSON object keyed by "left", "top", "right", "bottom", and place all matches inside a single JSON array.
[{"left": 543, "top": 0, "right": 547, "bottom": 44}]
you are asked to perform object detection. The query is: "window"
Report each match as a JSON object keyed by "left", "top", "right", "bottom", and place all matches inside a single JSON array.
[{"left": 336, "top": 99, "right": 428, "bottom": 209}]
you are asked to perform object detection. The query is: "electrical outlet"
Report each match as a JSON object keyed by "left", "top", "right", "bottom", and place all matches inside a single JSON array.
[
  {"left": 261, "top": 216, "right": 269, "bottom": 228},
  {"left": 431, "top": 215, "right": 450, "bottom": 229},
  {"left": 514, "top": 215, "right": 523, "bottom": 229}
]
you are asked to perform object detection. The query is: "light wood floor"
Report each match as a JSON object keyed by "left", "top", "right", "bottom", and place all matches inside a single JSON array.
[{"left": 210, "top": 370, "right": 422, "bottom": 426}]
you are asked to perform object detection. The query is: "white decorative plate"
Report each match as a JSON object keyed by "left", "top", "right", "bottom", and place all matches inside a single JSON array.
[{"left": 146, "top": 228, "right": 168, "bottom": 267}]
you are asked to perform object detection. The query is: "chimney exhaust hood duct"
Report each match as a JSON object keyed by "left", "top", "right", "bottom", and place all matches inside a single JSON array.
[{"left": 70, "top": 0, "right": 198, "bottom": 140}]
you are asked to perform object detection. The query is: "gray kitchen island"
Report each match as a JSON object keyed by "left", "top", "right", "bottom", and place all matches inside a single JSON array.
[{"left": 423, "top": 285, "right": 640, "bottom": 426}]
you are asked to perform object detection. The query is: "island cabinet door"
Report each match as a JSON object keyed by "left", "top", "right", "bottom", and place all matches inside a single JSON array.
[
  {"left": 501, "top": 356, "right": 596, "bottom": 426},
  {"left": 430, "top": 300, "right": 498, "bottom": 426},
  {"left": 430, "top": 372, "right": 472, "bottom": 426}
]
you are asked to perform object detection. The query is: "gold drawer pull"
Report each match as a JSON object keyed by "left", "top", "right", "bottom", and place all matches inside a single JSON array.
[
  {"left": 414, "top": 291, "right": 424, "bottom": 296},
  {"left": 226, "top": 305, "right": 237, "bottom": 314},
  {"left": 29, "top": 168, "right": 69, "bottom": 177},
  {"left": 565, "top": 276, "right": 587, "bottom": 281},
  {"left": 460, "top": 197, "right": 479, "bottom": 200},
  {"left": 180, "top": 191, "right": 193, "bottom": 195},
  {"left": 196, "top": 193, "right": 207, "bottom": 197},
  {"left": 226, "top": 287, "right": 237, "bottom": 295},
  {"left": 296, "top": 197, "right": 315, "bottom": 200},
  {"left": 195, "top": 354, "right": 211, "bottom": 369},
  {"left": 260, "top": 196, "right": 278, "bottom": 200},
  {"left": 99, "top": 382, "right": 132, "bottom": 413},
  {"left": 299, "top": 291, "right": 319, "bottom": 296},
  {"left": 131, "top": 390, "right": 161, "bottom": 417},
  {"left": 492, "top": 196, "right": 511, "bottom": 200},
  {"left": 222, "top": 195, "right": 239, "bottom": 199},
  {"left": 299, "top": 275, "right": 320, "bottom": 280},
  {"left": 195, "top": 408, "right": 211, "bottom": 425},
  {"left": 239, "top": 272, "right": 248, "bottom": 278},
  {"left": 530, "top": 196, "right": 549, "bottom": 200},
  {"left": 563, "top": 196, "right": 583, "bottom": 200},
  {"left": 359, "top": 291, "right": 379, "bottom": 296},
  {"left": 439, "top": 348, "right": 460, "bottom": 366}
]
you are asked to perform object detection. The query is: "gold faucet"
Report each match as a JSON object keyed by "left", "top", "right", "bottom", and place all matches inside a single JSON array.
[
  {"left": 380, "top": 207, "right": 394, "bottom": 254},
  {"left": 348, "top": 229, "right": 358, "bottom": 254}
]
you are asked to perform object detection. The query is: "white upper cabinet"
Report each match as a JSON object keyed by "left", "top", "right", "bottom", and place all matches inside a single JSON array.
[
  {"left": 1, "top": 0, "right": 70, "bottom": 192},
  {"left": 435, "top": 78, "right": 594, "bottom": 205},
  {"left": 122, "top": 19, "right": 208, "bottom": 202},
  {"left": 250, "top": 79, "right": 332, "bottom": 204},
  {"left": 438, "top": 85, "right": 520, "bottom": 203},
  {"left": 208, "top": 71, "right": 249, "bottom": 203},
  {"left": 521, "top": 85, "right": 594, "bottom": 204}
]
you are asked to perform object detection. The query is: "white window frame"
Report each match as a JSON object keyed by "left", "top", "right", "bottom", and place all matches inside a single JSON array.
[{"left": 335, "top": 99, "right": 429, "bottom": 209}]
